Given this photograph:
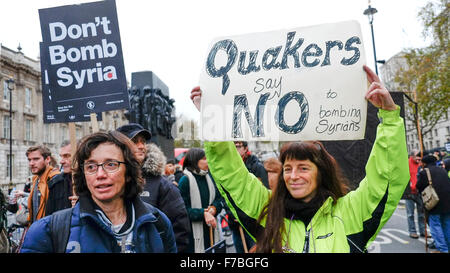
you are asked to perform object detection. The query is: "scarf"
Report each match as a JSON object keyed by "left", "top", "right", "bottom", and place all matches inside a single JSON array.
[
  {"left": 183, "top": 169, "right": 219, "bottom": 253},
  {"left": 96, "top": 201, "right": 136, "bottom": 253},
  {"left": 284, "top": 191, "right": 329, "bottom": 226},
  {"left": 27, "top": 166, "right": 59, "bottom": 224}
]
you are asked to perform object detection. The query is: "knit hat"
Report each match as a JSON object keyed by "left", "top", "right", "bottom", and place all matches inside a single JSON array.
[{"left": 422, "top": 154, "right": 437, "bottom": 165}]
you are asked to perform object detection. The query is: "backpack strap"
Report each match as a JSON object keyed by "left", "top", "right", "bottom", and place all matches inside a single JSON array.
[
  {"left": 50, "top": 207, "right": 73, "bottom": 253},
  {"left": 143, "top": 202, "right": 171, "bottom": 252},
  {"left": 152, "top": 209, "right": 170, "bottom": 252},
  {"left": 424, "top": 168, "right": 433, "bottom": 185}
]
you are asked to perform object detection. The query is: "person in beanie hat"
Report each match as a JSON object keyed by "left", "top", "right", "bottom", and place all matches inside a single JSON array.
[{"left": 116, "top": 123, "right": 190, "bottom": 253}]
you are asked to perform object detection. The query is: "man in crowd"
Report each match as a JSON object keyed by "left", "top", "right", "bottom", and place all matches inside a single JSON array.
[
  {"left": 26, "top": 145, "right": 60, "bottom": 225},
  {"left": 48, "top": 140, "right": 77, "bottom": 211},
  {"left": 234, "top": 141, "right": 269, "bottom": 188},
  {"left": 116, "top": 123, "right": 190, "bottom": 252},
  {"left": 404, "top": 151, "right": 426, "bottom": 238}
]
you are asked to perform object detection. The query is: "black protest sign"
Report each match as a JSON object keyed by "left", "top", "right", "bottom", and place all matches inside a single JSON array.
[
  {"left": 40, "top": 42, "right": 102, "bottom": 123},
  {"left": 39, "top": 0, "right": 129, "bottom": 118}
]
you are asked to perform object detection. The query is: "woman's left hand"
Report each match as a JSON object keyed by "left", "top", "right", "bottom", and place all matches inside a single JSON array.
[
  {"left": 204, "top": 210, "right": 217, "bottom": 229},
  {"left": 363, "top": 65, "right": 397, "bottom": 111}
]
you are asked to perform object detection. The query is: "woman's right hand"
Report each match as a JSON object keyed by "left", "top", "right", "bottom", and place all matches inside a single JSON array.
[{"left": 190, "top": 86, "right": 202, "bottom": 112}]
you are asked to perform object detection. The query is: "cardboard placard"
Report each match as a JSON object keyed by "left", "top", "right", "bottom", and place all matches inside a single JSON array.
[{"left": 199, "top": 21, "right": 367, "bottom": 141}]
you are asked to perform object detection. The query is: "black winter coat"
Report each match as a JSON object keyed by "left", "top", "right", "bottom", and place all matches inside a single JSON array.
[
  {"left": 46, "top": 173, "right": 73, "bottom": 216},
  {"left": 140, "top": 143, "right": 191, "bottom": 253},
  {"left": 417, "top": 164, "right": 450, "bottom": 214},
  {"left": 244, "top": 154, "right": 269, "bottom": 189}
]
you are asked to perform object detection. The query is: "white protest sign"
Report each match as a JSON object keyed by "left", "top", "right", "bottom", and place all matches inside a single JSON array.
[{"left": 199, "top": 20, "right": 367, "bottom": 141}]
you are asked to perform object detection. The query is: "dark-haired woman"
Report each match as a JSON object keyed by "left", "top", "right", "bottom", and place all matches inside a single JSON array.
[
  {"left": 20, "top": 131, "right": 176, "bottom": 253},
  {"left": 178, "top": 148, "right": 223, "bottom": 253},
  {"left": 190, "top": 65, "right": 409, "bottom": 253}
]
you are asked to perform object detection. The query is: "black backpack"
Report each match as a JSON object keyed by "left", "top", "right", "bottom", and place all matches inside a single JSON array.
[{"left": 49, "top": 206, "right": 172, "bottom": 253}]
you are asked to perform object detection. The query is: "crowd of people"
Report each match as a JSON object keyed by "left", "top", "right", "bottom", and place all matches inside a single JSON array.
[
  {"left": 0, "top": 65, "right": 448, "bottom": 253},
  {"left": 405, "top": 149, "right": 450, "bottom": 253}
]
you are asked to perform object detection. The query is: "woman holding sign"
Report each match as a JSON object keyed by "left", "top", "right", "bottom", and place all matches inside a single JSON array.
[{"left": 190, "top": 65, "right": 409, "bottom": 253}]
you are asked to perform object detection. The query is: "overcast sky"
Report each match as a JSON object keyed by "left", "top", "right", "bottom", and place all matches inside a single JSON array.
[{"left": 0, "top": 0, "right": 431, "bottom": 120}]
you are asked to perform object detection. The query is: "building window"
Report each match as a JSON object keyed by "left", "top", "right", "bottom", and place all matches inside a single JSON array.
[
  {"left": 3, "top": 115, "right": 10, "bottom": 138},
  {"left": 44, "top": 124, "right": 52, "bottom": 143},
  {"left": 25, "top": 88, "right": 32, "bottom": 107},
  {"left": 61, "top": 126, "right": 68, "bottom": 143},
  {"left": 435, "top": 129, "right": 438, "bottom": 137},
  {"left": 25, "top": 119, "right": 32, "bottom": 141},
  {"left": 3, "top": 81, "right": 10, "bottom": 101},
  {"left": 76, "top": 128, "right": 81, "bottom": 140},
  {"left": 436, "top": 140, "right": 440, "bottom": 148}
]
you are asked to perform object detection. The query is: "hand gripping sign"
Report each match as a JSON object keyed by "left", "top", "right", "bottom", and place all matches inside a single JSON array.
[{"left": 199, "top": 21, "right": 368, "bottom": 141}]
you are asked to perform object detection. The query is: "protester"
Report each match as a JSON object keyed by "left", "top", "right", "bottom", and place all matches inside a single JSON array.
[
  {"left": 116, "top": 123, "right": 190, "bottom": 253},
  {"left": 234, "top": 141, "right": 269, "bottom": 188},
  {"left": 416, "top": 155, "right": 450, "bottom": 253},
  {"left": 174, "top": 163, "right": 185, "bottom": 184},
  {"left": 164, "top": 158, "right": 177, "bottom": 185},
  {"left": 20, "top": 131, "right": 176, "bottom": 253},
  {"left": 190, "top": 65, "right": 409, "bottom": 253},
  {"left": 444, "top": 158, "right": 450, "bottom": 178},
  {"left": 45, "top": 140, "right": 76, "bottom": 213},
  {"left": 25, "top": 145, "right": 61, "bottom": 225},
  {"left": 264, "top": 157, "right": 283, "bottom": 191},
  {"left": 403, "top": 151, "right": 426, "bottom": 238},
  {"left": 178, "top": 148, "right": 224, "bottom": 253},
  {"left": 0, "top": 190, "right": 8, "bottom": 253}
]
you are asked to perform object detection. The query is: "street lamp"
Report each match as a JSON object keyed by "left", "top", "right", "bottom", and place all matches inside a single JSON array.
[
  {"left": 5, "top": 78, "right": 14, "bottom": 190},
  {"left": 363, "top": 1, "right": 384, "bottom": 75}
]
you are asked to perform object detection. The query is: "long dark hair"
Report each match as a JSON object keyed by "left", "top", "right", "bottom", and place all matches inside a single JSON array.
[
  {"left": 72, "top": 131, "right": 144, "bottom": 200},
  {"left": 256, "top": 141, "right": 349, "bottom": 253},
  {"left": 183, "top": 148, "right": 206, "bottom": 173}
]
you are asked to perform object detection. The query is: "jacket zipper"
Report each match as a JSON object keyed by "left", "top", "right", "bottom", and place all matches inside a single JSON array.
[{"left": 302, "top": 228, "right": 310, "bottom": 253}]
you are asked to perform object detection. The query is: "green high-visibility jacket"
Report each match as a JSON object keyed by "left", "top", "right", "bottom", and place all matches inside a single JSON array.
[{"left": 204, "top": 107, "right": 409, "bottom": 253}]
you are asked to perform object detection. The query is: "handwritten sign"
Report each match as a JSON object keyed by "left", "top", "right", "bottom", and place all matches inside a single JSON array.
[
  {"left": 39, "top": 0, "right": 129, "bottom": 119},
  {"left": 199, "top": 20, "right": 367, "bottom": 141}
]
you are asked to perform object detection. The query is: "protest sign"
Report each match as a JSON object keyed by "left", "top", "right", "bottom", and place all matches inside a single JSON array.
[
  {"left": 39, "top": 0, "right": 129, "bottom": 120},
  {"left": 40, "top": 42, "right": 102, "bottom": 123},
  {"left": 199, "top": 20, "right": 367, "bottom": 141}
]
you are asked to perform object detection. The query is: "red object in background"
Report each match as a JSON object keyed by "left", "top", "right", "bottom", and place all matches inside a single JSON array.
[
  {"left": 221, "top": 214, "right": 229, "bottom": 229},
  {"left": 174, "top": 148, "right": 189, "bottom": 166}
]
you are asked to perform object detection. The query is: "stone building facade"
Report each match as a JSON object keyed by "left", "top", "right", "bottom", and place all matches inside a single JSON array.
[
  {"left": 0, "top": 44, "right": 128, "bottom": 192},
  {"left": 380, "top": 52, "right": 450, "bottom": 155}
]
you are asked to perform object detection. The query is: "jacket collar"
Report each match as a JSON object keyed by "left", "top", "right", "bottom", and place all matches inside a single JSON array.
[
  {"left": 78, "top": 194, "right": 158, "bottom": 224},
  {"left": 308, "top": 196, "right": 334, "bottom": 228}
]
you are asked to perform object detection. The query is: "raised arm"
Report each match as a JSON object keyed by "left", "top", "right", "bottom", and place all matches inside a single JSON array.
[{"left": 335, "top": 65, "right": 409, "bottom": 251}]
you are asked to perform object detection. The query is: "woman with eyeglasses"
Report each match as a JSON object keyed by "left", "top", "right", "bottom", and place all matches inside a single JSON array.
[
  {"left": 190, "top": 65, "right": 409, "bottom": 253},
  {"left": 20, "top": 131, "right": 176, "bottom": 253}
]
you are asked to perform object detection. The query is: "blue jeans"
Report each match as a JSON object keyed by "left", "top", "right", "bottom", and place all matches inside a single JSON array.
[
  {"left": 428, "top": 213, "right": 450, "bottom": 253},
  {"left": 405, "top": 196, "right": 425, "bottom": 235}
]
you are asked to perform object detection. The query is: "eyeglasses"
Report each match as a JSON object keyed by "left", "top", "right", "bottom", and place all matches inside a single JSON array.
[
  {"left": 83, "top": 160, "right": 126, "bottom": 175},
  {"left": 235, "top": 145, "right": 243, "bottom": 149}
]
